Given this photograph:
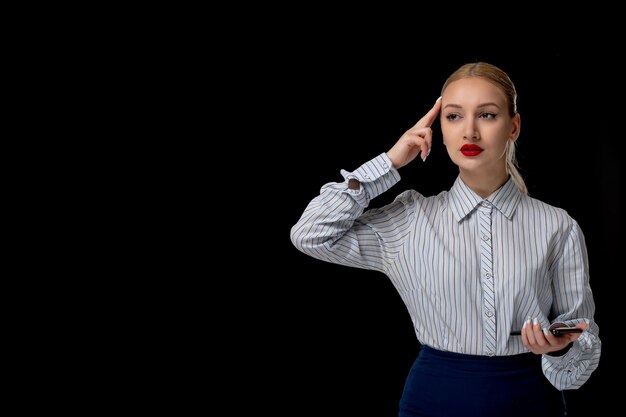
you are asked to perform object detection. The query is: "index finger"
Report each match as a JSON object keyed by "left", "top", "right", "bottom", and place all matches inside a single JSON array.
[{"left": 415, "top": 96, "right": 442, "bottom": 129}]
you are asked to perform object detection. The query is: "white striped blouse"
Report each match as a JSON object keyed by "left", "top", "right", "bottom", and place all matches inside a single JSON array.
[{"left": 290, "top": 152, "right": 601, "bottom": 390}]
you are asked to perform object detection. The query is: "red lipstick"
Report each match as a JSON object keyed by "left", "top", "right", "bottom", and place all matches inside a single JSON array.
[{"left": 460, "top": 144, "right": 483, "bottom": 156}]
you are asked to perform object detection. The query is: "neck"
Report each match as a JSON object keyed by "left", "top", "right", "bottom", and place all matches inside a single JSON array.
[{"left": 459, "top": 168, "right": 509, "bottom": 199}]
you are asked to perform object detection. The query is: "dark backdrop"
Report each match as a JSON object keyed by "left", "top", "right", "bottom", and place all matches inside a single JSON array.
[{"left": 245, "top": 45, "right": 622, "bottom": 416}]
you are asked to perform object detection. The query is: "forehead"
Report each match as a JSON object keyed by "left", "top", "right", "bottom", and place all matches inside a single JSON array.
[{"left": 443, "top": 77, "right": 507, "bottom": 106}]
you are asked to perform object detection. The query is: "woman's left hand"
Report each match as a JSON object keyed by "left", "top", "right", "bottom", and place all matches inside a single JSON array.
[{"left": 521, "top": 319, "right": 587, "bottom": 355}]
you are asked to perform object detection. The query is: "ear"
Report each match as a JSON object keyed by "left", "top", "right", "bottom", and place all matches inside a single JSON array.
[{"left": 510, "top": 113, "right": 521, "bottom": 142}]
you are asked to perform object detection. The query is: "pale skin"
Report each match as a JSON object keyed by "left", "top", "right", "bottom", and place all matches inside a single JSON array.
[{"left": 386, "top": 76, "right": 587, "bottom": 355}]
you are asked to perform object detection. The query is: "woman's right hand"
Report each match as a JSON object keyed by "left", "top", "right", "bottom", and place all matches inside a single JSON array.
[{"left": 387, "top": 97, "right": 442, "bottom": 169}]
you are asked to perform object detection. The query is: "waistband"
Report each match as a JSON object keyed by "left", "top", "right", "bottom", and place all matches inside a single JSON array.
[{"left": 419, "top": 345, "right": 540, "bottom": 372}]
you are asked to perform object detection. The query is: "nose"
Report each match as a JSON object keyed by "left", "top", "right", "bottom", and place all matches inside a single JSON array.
[{"left": 463, "top": 121, "right": 479, "bottom": 141}]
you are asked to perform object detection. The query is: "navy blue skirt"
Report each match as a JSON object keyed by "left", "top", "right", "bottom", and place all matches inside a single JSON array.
[{"left": 399, "top": 345, "right": 565, "bottom": 417}]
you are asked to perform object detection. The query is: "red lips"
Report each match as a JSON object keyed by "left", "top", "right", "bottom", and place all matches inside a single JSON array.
[{"left": 460, "top": 144, "right": 483, "bottom": 156}]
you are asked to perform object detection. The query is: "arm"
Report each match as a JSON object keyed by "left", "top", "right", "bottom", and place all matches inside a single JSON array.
[
  {"left": 289, "top": 153, "right": 406, "bottom": 273},
  {"left": 290, "top": 98, "right": 442, "bottom": 272},
  {"left": 538, "top": 220, "right": 601, "bottom": 390}
]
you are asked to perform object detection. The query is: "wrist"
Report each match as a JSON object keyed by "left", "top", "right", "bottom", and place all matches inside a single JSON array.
[
  {"left": 348, "top": 178, "right": 360, "bottom": 190},
  {"left": 547, "top": 342, "right": 574, "bottom": 357}
]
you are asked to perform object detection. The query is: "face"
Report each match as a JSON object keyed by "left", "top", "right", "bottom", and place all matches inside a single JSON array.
[{"left": 440, "top": 77, "right": 520, "bottom": 175}]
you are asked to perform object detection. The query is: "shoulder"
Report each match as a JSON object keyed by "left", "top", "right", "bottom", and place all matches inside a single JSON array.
[
  {"left": 394, "top": 189, "right": 448, "bottom": 207},
  {"left": 390, "top": 189, "right": 449, "bottom": 222},
  {"left": 519, "top": 194, "right": 577, "bottom": 228}
]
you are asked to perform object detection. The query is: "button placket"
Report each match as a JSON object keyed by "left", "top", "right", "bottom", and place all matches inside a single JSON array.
[{"left": 478, "top": 202, "right": 496, "bottom": 356}]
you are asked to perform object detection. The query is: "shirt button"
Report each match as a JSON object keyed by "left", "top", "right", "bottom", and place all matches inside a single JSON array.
[
  {"left": 383, "top": 163, "right": 389, "bottom": 169},
  {"left": 364, "top": 174, "right": 370, "bottom": 179},
  {"left": 486, "top": 351, "right": 495, "bottom": 357},
  {"left": 482, "top": 235, "right": 490, "bottom": 241},
  {"left": 486, "top": 310, "right": 493, "bottom": 317},
  {"left": 485, "top": 272, "right": 492, "bottom": 279}
]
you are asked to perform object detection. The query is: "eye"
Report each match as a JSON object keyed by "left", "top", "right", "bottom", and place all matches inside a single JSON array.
[
  {"left": 445, "top": 113, "right": 461, "bottom": 121},
  {"left": 480, "top": 112, "right": 496, "bottom": 119}
]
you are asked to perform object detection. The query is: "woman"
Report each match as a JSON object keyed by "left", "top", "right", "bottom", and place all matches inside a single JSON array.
[{"left": 289, "top": 62, "right": 601, "bottom": 416}]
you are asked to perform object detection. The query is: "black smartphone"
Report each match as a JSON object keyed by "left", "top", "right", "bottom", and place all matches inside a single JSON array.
[{"left": 551, "top": 327, "right": 583, "bottom": 336}]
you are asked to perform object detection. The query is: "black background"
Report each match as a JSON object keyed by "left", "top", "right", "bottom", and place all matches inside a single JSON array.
[
  {"left": 92, "top": 13, "right": 624, "bottom": 417},
  {"left": 230, "top": 40, "right": 623, "bottom": 416}
]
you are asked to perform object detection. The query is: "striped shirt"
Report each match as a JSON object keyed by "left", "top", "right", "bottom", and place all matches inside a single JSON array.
[{"left": 290, "top": 152, "right": 601, "bottom": 390}]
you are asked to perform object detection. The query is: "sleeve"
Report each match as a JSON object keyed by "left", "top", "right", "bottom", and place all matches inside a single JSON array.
[
  {"left": 289, "top": 152, "right": 413, "bottom": 274},
  {"left": 542, "top": 220, "right": 601, "bottom": 390}
]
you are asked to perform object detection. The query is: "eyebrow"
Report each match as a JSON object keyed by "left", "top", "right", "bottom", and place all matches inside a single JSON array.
[{"left": 443, "top": 102, "right": 501, "bottom": 110}]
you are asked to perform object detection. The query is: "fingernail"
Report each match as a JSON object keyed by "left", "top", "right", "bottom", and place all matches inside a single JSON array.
[
  {"left": 533, "top": 318, "right": 538, "bottom": 326},
  {"left": 543, "top": 328, "right": 548, "bottom": 336},
  {"left": 436, "top": 96, "right": 442, "bottom": 102},
  {"left": 427, "top": 148, "right": 432, "bottom": 156}
]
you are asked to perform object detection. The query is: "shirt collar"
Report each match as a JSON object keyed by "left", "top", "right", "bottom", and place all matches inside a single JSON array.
[{"left": 448, "top": 175, "right": 522, "bottom": 222}]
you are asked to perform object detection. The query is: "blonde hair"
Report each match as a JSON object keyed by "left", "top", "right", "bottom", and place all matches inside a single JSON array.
[{"left": 441, "top": 62, "right": 528, "bottom": 195}]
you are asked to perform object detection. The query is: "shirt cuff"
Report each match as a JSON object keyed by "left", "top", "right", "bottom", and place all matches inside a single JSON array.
[
  {"left": 340, "top": 153, "right": 400, "bottom": 203},
  {"left": 543, "top": 338, "right": 583, "bottom": 368}
]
